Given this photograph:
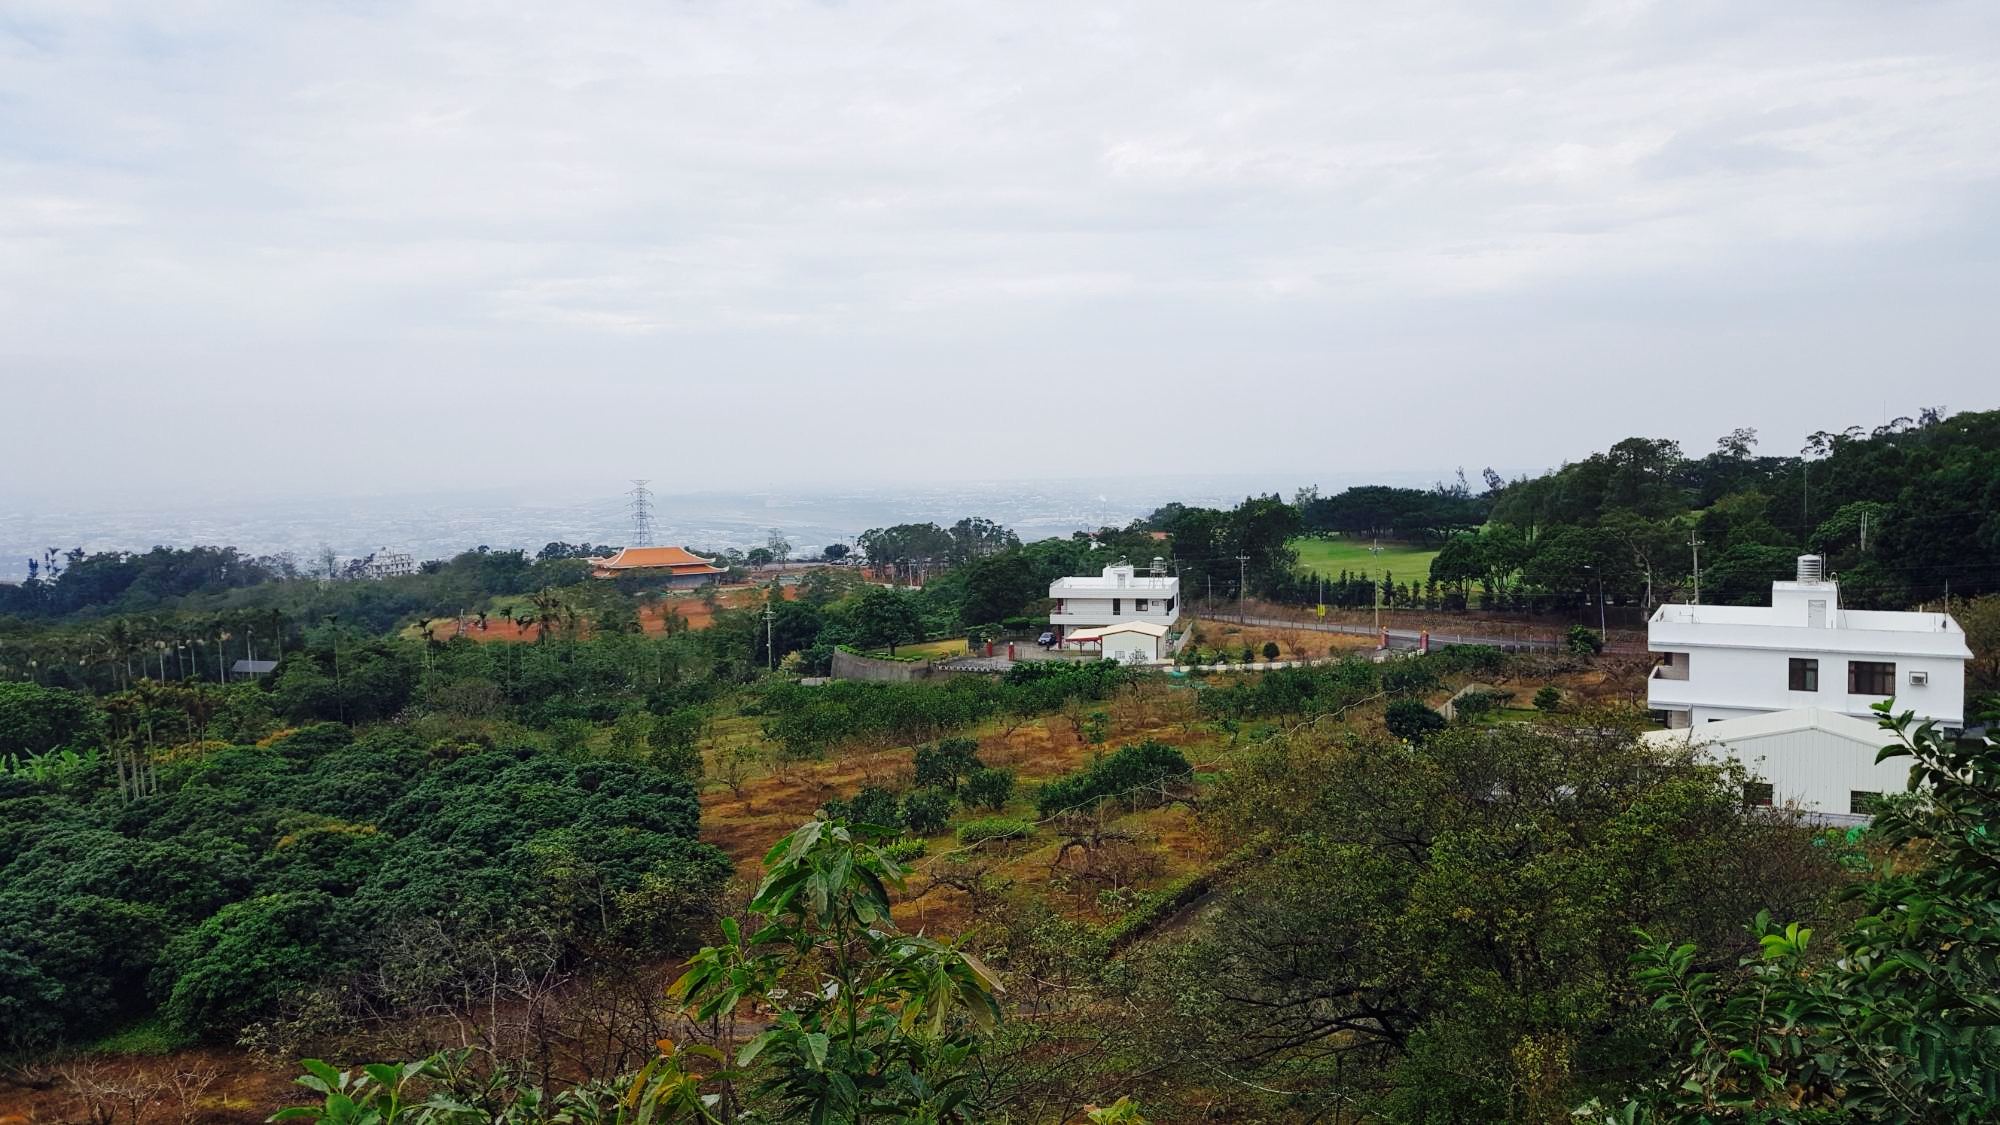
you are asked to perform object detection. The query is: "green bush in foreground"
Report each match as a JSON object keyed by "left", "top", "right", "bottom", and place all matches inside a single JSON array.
[{"left": 1595, "top": 706, "right": 2000, "bottom": 1122}]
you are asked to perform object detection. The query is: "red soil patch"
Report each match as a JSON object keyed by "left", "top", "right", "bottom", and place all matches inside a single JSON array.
[{"left": 420, "top": 586, "right": 796, "bottom": 643}]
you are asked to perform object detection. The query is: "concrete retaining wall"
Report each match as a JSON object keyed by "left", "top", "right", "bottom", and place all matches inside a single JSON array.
[{"left": 831, "top": 648, "right": 934, "bottom": 683}]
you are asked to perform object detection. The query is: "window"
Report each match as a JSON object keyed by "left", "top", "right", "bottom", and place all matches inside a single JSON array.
[
  {"left": 1848, "top": 661, "right": 1896, "bottom": 696},
  {"left": 1165, "top": 597, "right": 1176, "bottom": 613},
  {"left": 1136, "top": 598, "right": 1150, "bottom": 612},
  {"left": 1788, "top": 658, "right": 1819, "bottom": 692},
  {"left": 1850, "top": 791, "right": 1884, "bottom": 816},
  {"left": 1744, "top": 782, "right": 1774, "bottom": 807},
  {"left": 1111, "top": 599, "right": 1121, "bottom": 615}
]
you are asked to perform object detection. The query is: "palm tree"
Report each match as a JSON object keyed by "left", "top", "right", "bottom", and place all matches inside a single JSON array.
[
  {"left": 106, "top": 618, "right": 136, "bottom": 690},
  {"left": 530, "top": 588, "right": 565, "bottom": 645}
]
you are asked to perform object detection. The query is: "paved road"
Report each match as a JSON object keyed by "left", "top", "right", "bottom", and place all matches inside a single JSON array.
[{"left": 930, "top": 616, "right": 1636, "bottom": 674}]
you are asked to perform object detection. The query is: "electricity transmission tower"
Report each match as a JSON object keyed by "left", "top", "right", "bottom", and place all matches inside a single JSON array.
[{"left": 627, "top": 480, "right": 656, "bottom": 547}]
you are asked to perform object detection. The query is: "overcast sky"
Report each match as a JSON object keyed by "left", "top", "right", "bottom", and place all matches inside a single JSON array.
[{"left": 4, "top": 1, "right": 1997, "bottom": 504}]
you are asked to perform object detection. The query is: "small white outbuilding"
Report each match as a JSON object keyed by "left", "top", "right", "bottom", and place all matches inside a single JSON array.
[
  {"left": 1061, "top": 621, "right": 1170, "bottom": 664},
  {"left": 1640, "top": 706, "right": 1912, "bottom": 822}
]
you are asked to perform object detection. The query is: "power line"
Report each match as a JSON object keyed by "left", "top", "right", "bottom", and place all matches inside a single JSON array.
[{"left": 627, "top": 480, "right": 656, "bottom": 547}]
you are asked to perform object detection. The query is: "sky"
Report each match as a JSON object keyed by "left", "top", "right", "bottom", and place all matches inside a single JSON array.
[{"left": 3, "top": 0, "right": 1998, "bottom": 506}]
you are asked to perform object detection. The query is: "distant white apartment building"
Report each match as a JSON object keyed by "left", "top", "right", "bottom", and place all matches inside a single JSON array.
[
  {"left": 364, "top": 547, "right": 417, "bottom": 579},
  {"left": 1049, "top": 559, "right": 1179, "bottom": 641},
  {"left": 1648, "top": 555, "right": 1970, "bottom": 729}
]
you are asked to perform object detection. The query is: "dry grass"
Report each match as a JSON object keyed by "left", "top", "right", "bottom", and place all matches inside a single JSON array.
[{"left": 1186, "top": 617, "right": 1378, "bottom": 661}]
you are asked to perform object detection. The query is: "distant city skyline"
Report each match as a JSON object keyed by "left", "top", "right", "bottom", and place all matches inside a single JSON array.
[{"left": 0, "top": 470, "right": 1452, "bottom": 580}]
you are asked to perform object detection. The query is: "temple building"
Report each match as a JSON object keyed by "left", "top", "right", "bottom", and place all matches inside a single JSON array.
[{"left": 588, "top": 546, "right": 727, "bottom": 588}]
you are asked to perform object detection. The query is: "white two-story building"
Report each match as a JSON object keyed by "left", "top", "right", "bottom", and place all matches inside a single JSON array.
[
  {"left": 1049, "top": 560, "right": 1180, "bottom": 643},
  {"left": 1648, "top": 555, "right": 1970, "bottom": 730}
]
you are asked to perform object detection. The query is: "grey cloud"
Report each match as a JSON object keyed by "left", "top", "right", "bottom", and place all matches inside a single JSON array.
[{"left": 1, "top": 0, "right": 1997, "bottom": 505}]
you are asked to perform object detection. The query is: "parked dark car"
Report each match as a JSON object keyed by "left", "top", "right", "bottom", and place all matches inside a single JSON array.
[{"left": 1037, "top": 631, "right": 1057, "bottom": 648}]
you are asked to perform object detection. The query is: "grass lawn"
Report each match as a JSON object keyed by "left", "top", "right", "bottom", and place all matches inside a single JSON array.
[
  {"left": 872, "top": 637, "right": 968, "bottom": 660},
  {"left": 1289, "top": 536, "right": 1444, "bottom": 580}
]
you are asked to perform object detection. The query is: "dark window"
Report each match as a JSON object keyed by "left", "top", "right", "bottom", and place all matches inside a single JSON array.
[
  {"left": 1848, "top": 661, "right": 1896, "bottom": 696},
  {"left": 1850, "top": 791, "right": 1884, "bottom": 816},
  {"left": 1166, "top": 597, "right": 1176, "bottom": 613},
  {"left": 1112, "top": 599, "right": 1121, "bottom": 615},
  {"left": 1743, "top": 782, "right": 1774, "bottom": 808},
  {"left": 1788, "top": 658, "right": 1819, "bottom": 692},
  {"left": 1136, "top": 599, "right": 1149, "bottom": 612}
]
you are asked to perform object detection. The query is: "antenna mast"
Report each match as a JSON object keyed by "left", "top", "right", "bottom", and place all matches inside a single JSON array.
[{"left": 627, "top": 480, "right": 656, "bottom": 547}]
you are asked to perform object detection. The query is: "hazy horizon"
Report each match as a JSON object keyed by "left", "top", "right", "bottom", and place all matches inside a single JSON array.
[{"left": 0, "top": 470, "right": 1465, "bottom": 580}]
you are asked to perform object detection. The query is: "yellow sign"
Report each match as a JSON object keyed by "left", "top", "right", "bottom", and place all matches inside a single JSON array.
[{"left": 1316, "top": 604, "right": 1326, "bottom": 618}]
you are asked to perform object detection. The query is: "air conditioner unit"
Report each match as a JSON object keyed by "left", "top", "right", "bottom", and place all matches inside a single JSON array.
[{"left": 1909, "top": 670, "right": 1930, "bottom": 686}]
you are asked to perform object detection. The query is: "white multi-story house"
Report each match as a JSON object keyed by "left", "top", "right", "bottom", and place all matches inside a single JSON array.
[
  {"left": 1049, "top": 560, "right": 1179, "bottom": 641},
  {"left": 364, "top": 547, "right": 417, "bottom": 579},
  {"left": 1648, "top": 555, "right": 1970, "bottom": 730}
]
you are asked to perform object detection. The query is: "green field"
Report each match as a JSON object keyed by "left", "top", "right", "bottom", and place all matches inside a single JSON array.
[{"left": 1288, "top": 536, "right": 1443, "bottom": 580}]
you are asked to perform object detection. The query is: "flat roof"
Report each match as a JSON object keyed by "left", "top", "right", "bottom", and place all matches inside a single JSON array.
[{"left": 1652, "top": 602, "right": 1959, "bottom": 632}]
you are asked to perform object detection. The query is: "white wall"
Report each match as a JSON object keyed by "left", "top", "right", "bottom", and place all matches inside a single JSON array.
[
  {"left": 1649, "top": 644, "right": 1966, "bottom": 726},
  {"left": 1703, "top": 729, "right": 1913, "bottom": 816},
  {"left": 1098, "top": 629, "right": 1164, "bottom": 663},
  {"left": 1050, "top": 594, "right": 1180, "bottom": 629}
]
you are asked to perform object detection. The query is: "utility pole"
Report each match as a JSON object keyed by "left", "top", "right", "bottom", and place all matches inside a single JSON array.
[
  {"left": 1585, "top": 565, "right": 1606, "bottom": 636},
  {"left": 1860, "top": 510, "right": 1868, "bottom": 553},
  {"left": 324, "top": 613, "right": 345, "bottom": 724},
  {"left": 764, "top": 598, "right": 776, "bottom": 672},
  {"left": 1802, "top": 458, "right": 1810, "bottom": 533},
  {"left": 1236, "top": 554, "right": 1250, "bottom": 623},
  {"left": 1373, "top": 574, "right": 1381, "bottom": 638},
  {"left": 1689, "top": 531, "right": 1704, "bottom": 604}
]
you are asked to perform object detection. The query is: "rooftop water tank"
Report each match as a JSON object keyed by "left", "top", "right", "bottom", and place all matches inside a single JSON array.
[{"left": 1797, "top": 554, "right": 1824, "bottom": 583}]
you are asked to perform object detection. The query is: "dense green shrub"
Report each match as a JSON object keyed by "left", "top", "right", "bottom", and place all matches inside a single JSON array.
[
  {"left": 1450, "top": 689, "right": 1514, "bottom": 723},
  {"left": 823, "top": 785, "right": 903, "bottom": 829},
  {"left": 1036, "top": 741, "right": 1193, "bottom": 817},
  {"left": 0, "top": 740, "right": 729, "bottom": 1047},
  {"left": 900, "top": 788, "right": 954, "bottom": 835},
  {"left": 880, "top": 838, "right": 928, "bottom": 863},
  {"left": 1385, "top": 700, "right": 1448, "bottom": 742},
  {"left": 0, "top": 682, "right": 102, "bottom": 758},
  {"left": 961, "top": 767, "right": 1016, "bottom": 812},
  {"left": 1425, "top": 644, "right": 1513, "bottom": 677},
  {"left": 1533, "top": 685, "right": 1562, "bottom": 711},
  {"left": 1379, "top": 658, "right": 1441, "bottom": 697},
  {"left": 913, "top": 737, "right": 983, "bottom": 792},
  {"left": 1566, "top": 625, "right": 1604, "bottom": 655},
  {"left": 1197, "top": 659, "right": 1379, "bottom": 721}
]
